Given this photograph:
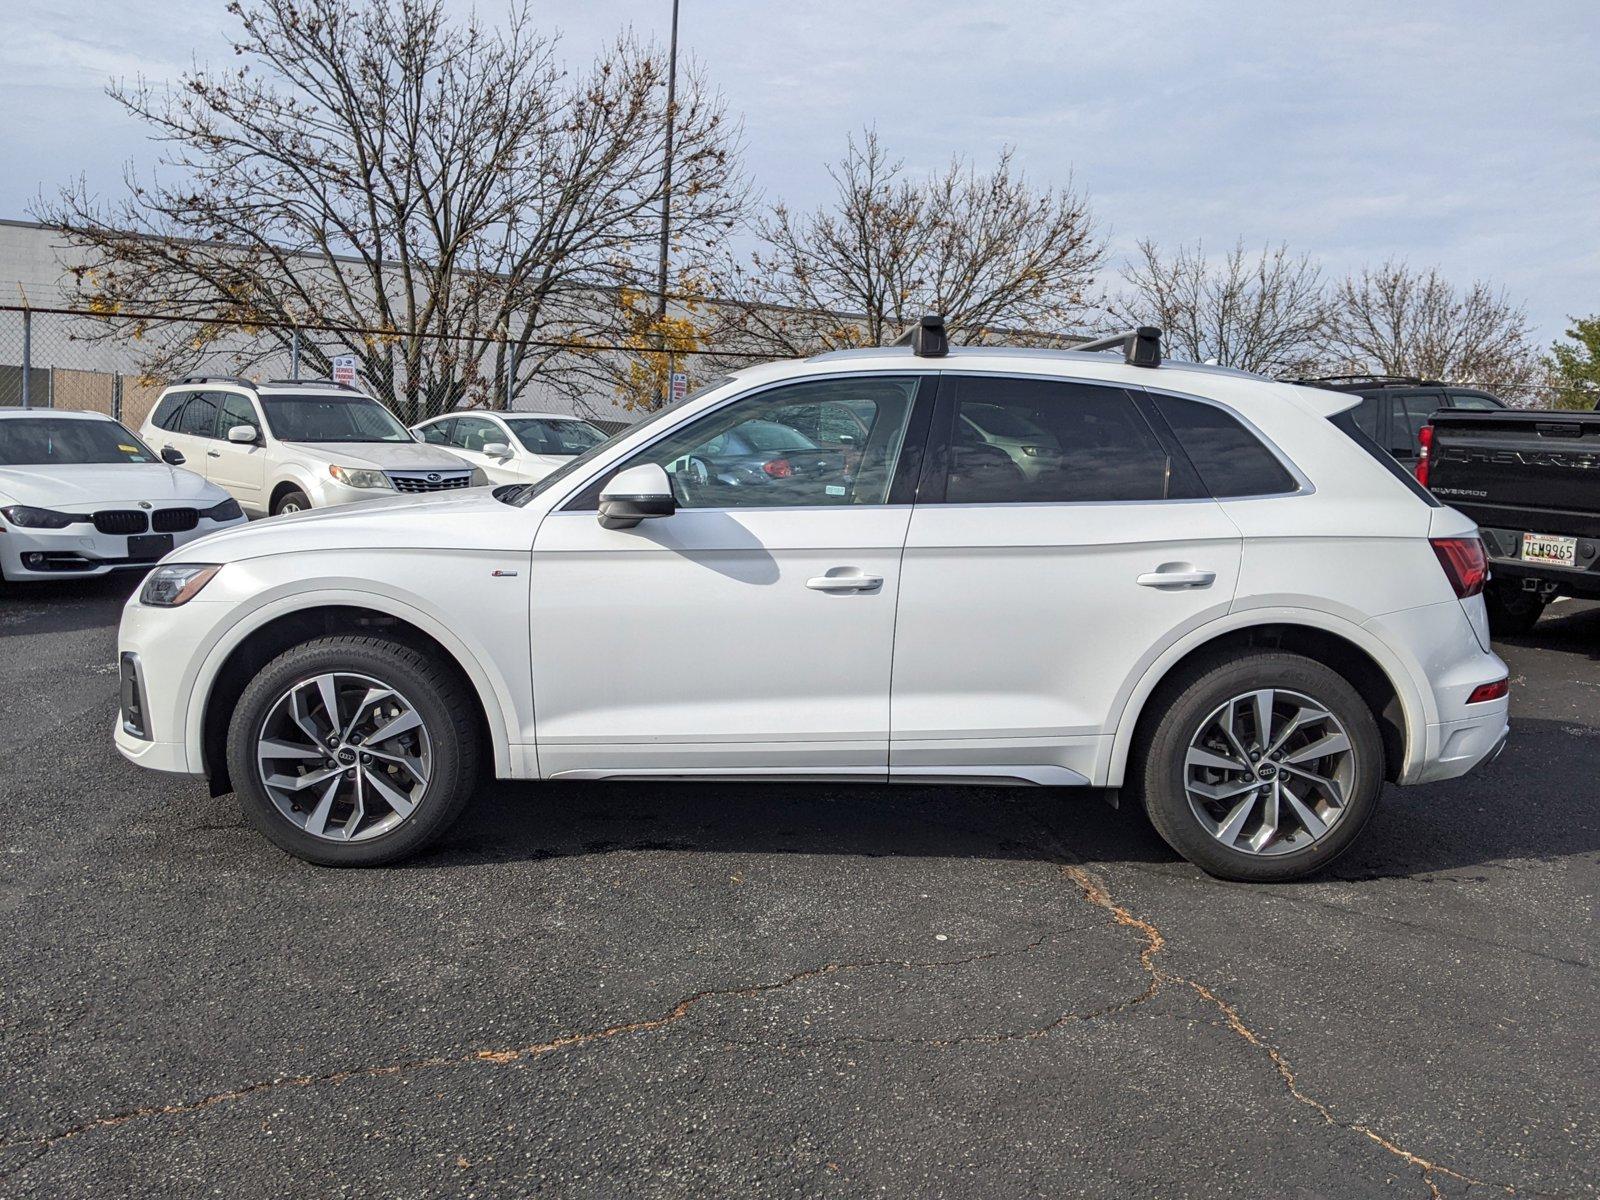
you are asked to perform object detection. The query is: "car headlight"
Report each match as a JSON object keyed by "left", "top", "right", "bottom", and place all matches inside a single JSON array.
[
  {"left": 202, "top": 497, "right": 244, "bottom": 522},
  {"left": 1, "top": 504, "right": 81, "bottom": 529},
  {"left": 140, "top": 563, "right": 222, "bottom": 607},
  {"left": 328, "top": 465, "right": 394, "bottom": 490}
]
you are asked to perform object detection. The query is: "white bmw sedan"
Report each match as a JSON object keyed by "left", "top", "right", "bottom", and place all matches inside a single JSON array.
[
  {"left": 0, "top": 409, "right": 245, "bottom": 583},
  {"left": 113, "top": 325, "right": 1510, "bottom": 881}
]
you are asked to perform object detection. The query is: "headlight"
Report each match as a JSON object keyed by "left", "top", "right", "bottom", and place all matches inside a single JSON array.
[
  {"left": 140, "top": 563, "right": 222, "bottom": 607},
  {"left": 328, "top": 465, "right": 394, "bottom": 490},
  {"left": 469, "top": 467, "right": 488, "bottom": 486},
  {"left": 203, "top": 497, "right": 244, "bottom": 522},
  {"left": 1, "top": 504, "right": 81, "bottom": 529}
]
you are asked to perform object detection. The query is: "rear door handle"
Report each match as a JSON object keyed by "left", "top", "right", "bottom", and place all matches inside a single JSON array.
[
  {"left": 1137, "top": 568, "right": 1216, "bottom": 589},
  {"left": 807, "top": 571, "right": 884, "bottom": 593}
]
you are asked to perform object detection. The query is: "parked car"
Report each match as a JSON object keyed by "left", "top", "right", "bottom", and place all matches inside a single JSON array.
[
  {"left": 141, "top": 377, "right": 484, "bottom": 516},
  {"left": 115, "top": 322, "right": 1509, "bottom": 882},
  {"left": 1292, "top": 375, "right": 1506, "bottom": 470},
  {"left": 1425, "top": 406, "right": 1600, "bottom": 632},
  {"left": 0, "top": 408, "right": 245, "bottom": 582},
  {"left": 411, "top": 411, "right": 609, "bottom": 485}
]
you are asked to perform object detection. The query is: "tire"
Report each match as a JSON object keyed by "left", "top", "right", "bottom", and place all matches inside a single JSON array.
[
  {"left": 272, "top": 489, "right": 312, "bottom": 515},
  {"left": 1128, "top": 651, "right": 1384, "bottom": 883},
  {"left": 226, "top": 634, "right": 481, "bottom": 866},
  {"left": 1483, "top": 579, "right": 1546, "bottom": 636}
]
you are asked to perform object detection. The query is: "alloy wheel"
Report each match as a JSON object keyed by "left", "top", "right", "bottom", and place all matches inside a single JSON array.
[
  {"left": 1183, "top": 688, "right": 1356, "bottom": 857},
  {"left": 256, "top": 671, "right": 432, "bottom": 842}
]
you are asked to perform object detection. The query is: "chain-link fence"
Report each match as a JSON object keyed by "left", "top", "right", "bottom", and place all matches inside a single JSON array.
[{"left": 0, "top": 303, "right": 759, "bottom": 431}]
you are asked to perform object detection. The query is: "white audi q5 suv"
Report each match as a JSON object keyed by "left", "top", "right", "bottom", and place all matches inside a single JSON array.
[{"left": 115, "top": 322, "right": 1509, "bottom": 881}]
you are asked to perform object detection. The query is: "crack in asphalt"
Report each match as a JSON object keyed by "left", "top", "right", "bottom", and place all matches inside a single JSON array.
[{"left": 1056, "top": 862, "right": 1524, "bottom": 1200}]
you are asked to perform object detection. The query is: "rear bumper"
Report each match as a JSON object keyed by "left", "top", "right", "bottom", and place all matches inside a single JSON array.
[
  {"left": 1480, "top": 526, "right": 1600, "bottom": 597},
  {"left": 1408, "top": 712, "right": 1510, "bottom": 784}
]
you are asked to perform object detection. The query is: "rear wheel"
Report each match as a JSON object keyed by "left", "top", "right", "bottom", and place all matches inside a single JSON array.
[
  {"left": 226, "top": 635, "right": 481, "bottom": 866},
  {"left": 273, "top": 488, "right": 311, "bottom": 515},
  {"left": 1483, "top": 579, "right": 1546, "bottom": 636},
  {"left": 1129, "top": 652, "right": 1384, "bottom": 882}
]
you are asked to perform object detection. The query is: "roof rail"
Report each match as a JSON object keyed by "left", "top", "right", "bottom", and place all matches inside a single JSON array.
[
  {"left": 172, "top": 375, "right": 258, "bottom": 389},
  {"left": 262, "top": 378, "right": 362, "bottom": 391},
  {"left": 892, "top": 314, "right": 949, "bottom": 358},
  {"left": 1290, "top": 373, "right": 1445, "bottom": 389},
  {"left": 1071, "top": 327, "right": 1162, "bottom": 369}
]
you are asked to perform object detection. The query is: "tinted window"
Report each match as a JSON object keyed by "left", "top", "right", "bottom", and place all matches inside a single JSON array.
[
  {"left": 178, "top": 393, "right": 221, "bottom": 438},
  {"left": 416, "top": 419, "right": 453, "bottom": 445},
  {"left": 1151, "top": 394, "right": 1297, "bottom": 498},
  {"left": 0, "top": 417, "right": 158, "bottom": 466},
  {"left": 1389, "top": 391, "right": 1446, "bottom": 456},
  {"left": 944, "top": 377, "right": 1175, "bottom": 504},
  {"left": 1349, "top": 395, "right": 1381, "bottom": 440},
  {"left": 1448, "top": 391, "right": 1504, "bottom": 411},
  {"left": 503, "top": 417, "right": 608, "bottom": 455},
  {"left": 586, "top": 376, "right": 920, "bottom": 509},
  {"left": 151, "top": 391, "right": 191, "bottom": 432},
  {"left": 218, "top": 393, "right": 257, "bottom": 435}
]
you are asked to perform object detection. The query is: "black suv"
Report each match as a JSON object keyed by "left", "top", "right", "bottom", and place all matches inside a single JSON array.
[{"left": 1292, "top": 376, "right": 1507, "bottom": 469}]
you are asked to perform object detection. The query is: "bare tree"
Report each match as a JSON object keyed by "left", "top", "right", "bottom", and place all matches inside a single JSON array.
[
  {"left": 39, "top": 0, "right": 745, "bottom": 420},
  {"left": 1323, "top": 261, "right": 1540, "bottom": 400},
  {"left": 1113, "top": 240, "right": 1327, "bottom": 376},
  {"left": 701, "top": 131, "right": 1103, "bottom": 359}
]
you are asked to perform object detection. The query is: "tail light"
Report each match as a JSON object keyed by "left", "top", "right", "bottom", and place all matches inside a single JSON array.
[
  {"left": 1414, "top": 424, "right": 1434, "bottom": 486},
  {"left": 1466, "top": 678, "right": 1509, "bottom": 704},
  {"left": 761, "top": 458, "right": 793, "bottom": 478},
  {"left": 1431, "top": 536, "right": 1487, "bottom": 599}
]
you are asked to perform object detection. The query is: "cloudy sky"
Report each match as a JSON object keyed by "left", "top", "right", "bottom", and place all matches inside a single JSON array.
[{"left": 1, "top": 0, "right": 1595, "bottom": 344}]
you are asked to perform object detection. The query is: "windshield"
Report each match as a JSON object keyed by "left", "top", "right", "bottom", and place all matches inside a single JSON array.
[
  {"left": 503, "top": 417, "right": 609, "bottom": 456},
  {"left": 261, "top": 394, "right": 413, "bottom": 443},
  {"left": 0, "top": 417, "right": 158, "bottom": 466}
]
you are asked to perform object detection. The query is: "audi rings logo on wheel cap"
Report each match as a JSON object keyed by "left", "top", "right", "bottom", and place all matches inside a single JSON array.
[{"left": 426, "top": 472, "right": 441, "bottom": 482}]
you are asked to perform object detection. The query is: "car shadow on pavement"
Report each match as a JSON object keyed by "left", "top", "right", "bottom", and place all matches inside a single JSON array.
[
  {"left": 1493, "top": 597, "right": 1600, "bottom": 659},
  {"left": 0, "top": 573, "right": 143, "bottom": 636}
]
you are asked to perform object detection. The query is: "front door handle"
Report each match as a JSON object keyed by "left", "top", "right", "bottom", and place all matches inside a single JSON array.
[
  {"left": 1137, "top": 566, "right": 1216, "bottom": 589},
  {"left": 207, "top": 449, "right": 222, "bottom": 458},
  {"left": 807, "top": 570, "right": 884, "bottom": 593}
]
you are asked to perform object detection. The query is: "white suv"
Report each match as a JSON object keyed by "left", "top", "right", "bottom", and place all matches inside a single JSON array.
[
  {"left": 141, "top": 378, "right": 483, "bottom": 516},
  {"left": 115, "top": 323, "right": 1510, "bottom": 881}
]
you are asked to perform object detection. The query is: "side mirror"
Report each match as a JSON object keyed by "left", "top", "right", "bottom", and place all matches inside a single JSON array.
[
  {"left": 160, "top": 446, "right": 186, "bottom": 466},
  {"left": 483, "top": 441, "right": 513, "bottom": 460},
  {"left": 598, "top": 463, "right": 676, "bottom": 530},
  {"left": 226, "top": 424, "right": 259, "bottom": 445}
]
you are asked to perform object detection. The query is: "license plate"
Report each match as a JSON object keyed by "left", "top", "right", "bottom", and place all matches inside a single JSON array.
[
  {"left": 128, "top": 532, "right": 174, "bottom": 561},
  {"left": 1521, "top": 532, "right": 1577, "bottom": 567}
]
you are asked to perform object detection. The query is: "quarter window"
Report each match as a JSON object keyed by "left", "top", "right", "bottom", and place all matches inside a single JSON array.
[
  {"left": 1150, "top": 394, "right": 1298, "bottom": 498},
  {"left": 943, "top": 377, "right": 1177, "bottom": 504},
  {"left": 178, "top": 393, "right": 222, "bottom": 439},
  {"left": 579, "top": 377, "right": 922, "bottom": 510}
]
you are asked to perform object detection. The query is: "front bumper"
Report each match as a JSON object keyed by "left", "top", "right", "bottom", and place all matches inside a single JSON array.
[{"left": 0, "top": 515, "right": 245, "bottom": 579}]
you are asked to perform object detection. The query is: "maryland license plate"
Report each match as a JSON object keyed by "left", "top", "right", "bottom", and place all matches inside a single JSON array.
[{"left": 1522, "top": 532, "right": 1577, "bottom": 567}]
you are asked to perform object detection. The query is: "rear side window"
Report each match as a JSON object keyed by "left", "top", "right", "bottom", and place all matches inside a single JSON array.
[
  {"left": 1389, "top": 391, "right": 1446, "bottom": 457},
  {"left": 1448, "top": 391, "right": 1504, "bottom": 411},
  {"left": 178, "top": 393, "right": 221, "bottom": 438},
  {"left": 943, "top": 377, "right": 1178, "bottom": 504},
  {"left": 1349, "top": 395, "right": 1381, "bottom": 439},
  {"left": 1150, "top": 394, "right": 1297, "bottom": 497}
]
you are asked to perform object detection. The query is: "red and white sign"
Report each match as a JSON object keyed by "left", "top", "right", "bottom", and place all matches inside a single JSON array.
[
  {"left": 671, "top": 371, "right": 688, "bottom": 404},
  {"left": 331, "top": 355, "right": 358, "bottom": 386}
]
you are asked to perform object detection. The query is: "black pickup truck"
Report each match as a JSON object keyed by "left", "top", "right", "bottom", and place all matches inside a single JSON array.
[{"left": 1426, "top": 408, "right": 1600, "bottom": 632}]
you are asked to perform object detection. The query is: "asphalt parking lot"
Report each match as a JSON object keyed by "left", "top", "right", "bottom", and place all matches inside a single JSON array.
[{"left": 0, "top": 578, "right": 1594, "bottom": 1199}]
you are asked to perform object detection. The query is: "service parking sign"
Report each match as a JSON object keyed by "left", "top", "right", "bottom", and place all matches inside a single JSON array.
[
  {"left": 332, "top": 355, "right": 358, "bottom": 386},
  {"left": 671, "top": 371, "right": 688, "bottom": 404}
]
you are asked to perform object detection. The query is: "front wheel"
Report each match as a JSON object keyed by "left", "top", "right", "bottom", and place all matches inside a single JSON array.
[
  {"left": 272, "top": 488, "right": 311, "bottom": 516},
  {"left": 1129, "top": 652, "right": 1384, "bottom": 882},
  {"left": 226, "top": 634, "right": 481, "bottom": 866}
]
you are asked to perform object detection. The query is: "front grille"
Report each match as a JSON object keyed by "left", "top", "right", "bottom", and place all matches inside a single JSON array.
[
  {"left": 93, "top": 510, "right": 148, "bottom": 534},
  {"left": 388, "top": 471, "right": 473, "bottom": 494},
  {"left": 151, "top": 508, "right": 199, "bottom": 533}
]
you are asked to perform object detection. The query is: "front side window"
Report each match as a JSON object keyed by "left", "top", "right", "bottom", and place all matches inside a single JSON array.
[
  {"left": 579, "top": 376, "right": 922, "bottom": 510},
  {"left": 504, "top": 417, "right": 609, "bottom": 456},
  {"left": 943, "top": 377, "right": 1176, "bottom": 504},
  {"left": 178, "top": 393, "right": 222, "bottom": 439},
  {"left": 0, "top": 418, "right": 157, "bottom": 466},
  {"left": 218, "top": 393, "right": 257, "bottom": 435},
  {"left": 1149, "top": 394, "right": 1298, "bottom": 498},
  {"left": 449, "top": 416, "right": 502, "bottom": 453},
  {"left": 260, "top": 393, "right": 413, "bottom": 443}
]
